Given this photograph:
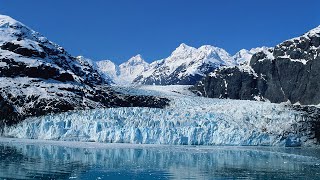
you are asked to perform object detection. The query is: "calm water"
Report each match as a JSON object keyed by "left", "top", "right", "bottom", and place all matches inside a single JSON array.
[{"left": 0, "top": 140, "right": 320, "bottom": 179}]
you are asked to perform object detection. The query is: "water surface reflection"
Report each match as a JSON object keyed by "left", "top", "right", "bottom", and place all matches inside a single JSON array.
[{"left": 0, "top": 140, "right": 320, "bottom": 179}]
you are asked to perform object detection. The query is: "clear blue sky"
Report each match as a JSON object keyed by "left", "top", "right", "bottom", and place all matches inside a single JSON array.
[{"left": 0, "top": 0, "right": 319, "bottom": 64}]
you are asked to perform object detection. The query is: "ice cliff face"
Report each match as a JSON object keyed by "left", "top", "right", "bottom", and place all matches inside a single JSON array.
[
  {"left": 0, "top": 15, "right": 169, "bottom": 126},
  {"left": 3, "top": 85, "right": 319, "bottom": 147},
  {"left": 192, "top": 26, "right": 320, "bottom": 105}
]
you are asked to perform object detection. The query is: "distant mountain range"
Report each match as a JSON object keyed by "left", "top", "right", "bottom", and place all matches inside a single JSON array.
[{"left": 95, "top": 43, "right": 270, "bottom": 85}]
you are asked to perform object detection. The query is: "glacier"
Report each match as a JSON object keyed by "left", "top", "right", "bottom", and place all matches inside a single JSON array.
[{"left": 2, "top": 85, "right": 315, "bottom": 147}]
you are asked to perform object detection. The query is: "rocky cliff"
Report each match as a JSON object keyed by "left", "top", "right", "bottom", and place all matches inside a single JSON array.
[{"left": 191, "top": 26, "right": 320, "bottom": 105}]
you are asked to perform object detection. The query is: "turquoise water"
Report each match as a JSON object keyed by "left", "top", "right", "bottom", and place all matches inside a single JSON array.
[{"left": 0, "top": 140, "right": 320, "bottom": 179}]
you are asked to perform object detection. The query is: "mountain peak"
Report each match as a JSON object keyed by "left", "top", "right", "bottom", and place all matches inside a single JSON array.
[
  {"left": 305, "top": 25, "right": 320, "bottom": 37},
  {"left": 0, "top": 15, "right": 22, "bottom": 27},
  {"left": 233, "top": 47, "right": 272, "bottom": 65},
  {"left": 238, "top": 49, "right": 250, "bottom": 53},
  {"left": 76, "top": 56, "right": 95, "bottom": 67},
  {"left": 124, "top": 54, "right": 148, "bottom": 66},
  {"left": 171, "top": 43, "right": 196, "bottom": 57},
  {"left": 176, "top": 43, "right": 194, "bottom": 50},
  {"left": 198, "top": 45, "right": 216, "bottom": 50},
  {"left": 178, "top": 43, "right": 190, "bottom": 48},
  {"left": 0, "top": 15, "right": 31, "bottom": 34},
  {"left": 198, "top": 45, "right": 229, "bottom": 55},
  {"left": 0, "top": 14, "right": 51, "bottom": 47},
  {"left": 128, "top": 54, "right": 143, "bottom": 62},
  {"left": 98, "top": 59, "right": 114, "bottom": 64}
]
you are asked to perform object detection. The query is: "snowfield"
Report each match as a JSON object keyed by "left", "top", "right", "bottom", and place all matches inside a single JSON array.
[{"left": 2, "top": 85, "right": 314, "bottom": 146}]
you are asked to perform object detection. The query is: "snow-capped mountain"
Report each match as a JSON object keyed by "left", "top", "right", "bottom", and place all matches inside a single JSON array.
[
  {"left": 0, "top": 15, "right": 106, "bottom": 85},
  {"left": 96, "top": 54, "right": 150, "bottom": 85},
  {"left": 0, "top": 15, "right": 168, "bottom": 126},
  {"left": 133, "top": 43, "right": 236, "bottom": 85},
  {"left": 233, "top": 47, "right": 271, "bottom": 65},
  {"left": 192, "top": 25, "right": 320, "bottom": 105},
  {"left": 75, "top": 55, "right": 116, "bottom": 84},
  {"left": 96, "top": 59, "right": 119, "bottom": 81},
  {"left": 95, "top": 45, "right": 271, "bottom": 86},
  {"left": 118, "top": 54, "right": 150, "bottom": 84}
]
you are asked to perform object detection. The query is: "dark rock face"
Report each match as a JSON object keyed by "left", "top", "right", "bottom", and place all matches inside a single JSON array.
[
  {"left": 0, "top": 58, "right": 74, "bottom": 81},
  {"left": 1, "top": 42, "right": 46, "bottom": 58},
  {"left": 286, "top": 105, "right": 320, "bottom": 145},
  {"left": 191, "top": 67, "right": 261, "bottom": 100},
  {"left": 0, "top": 81, "right": 169, "bottom": 127},
  {"left": 0, "top": 95, "right": 19, "bottom": 126},
  {"left": 192, "top": 26, "right": 320, "bottom": 105}
]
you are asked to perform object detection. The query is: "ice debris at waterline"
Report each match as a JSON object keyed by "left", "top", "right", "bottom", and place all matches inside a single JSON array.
[{"left": 1, "top": 102, "right": 316, "bottom": 146}]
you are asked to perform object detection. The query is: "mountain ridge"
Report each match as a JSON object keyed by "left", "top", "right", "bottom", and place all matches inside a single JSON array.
[{"left": 96, "top": 43, "right": 269, "bottom": 85}]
